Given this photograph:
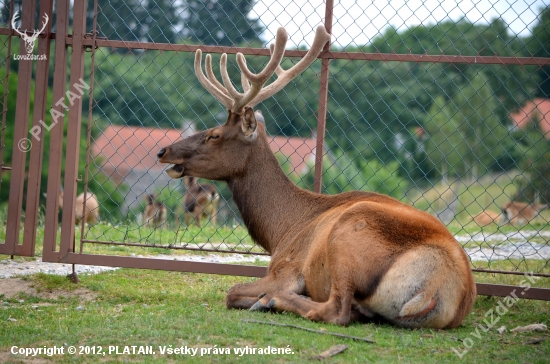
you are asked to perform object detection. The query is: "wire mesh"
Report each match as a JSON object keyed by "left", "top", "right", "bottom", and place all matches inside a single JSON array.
[{"left": 0, "top": 0, "right": 544, "bottom": 273}]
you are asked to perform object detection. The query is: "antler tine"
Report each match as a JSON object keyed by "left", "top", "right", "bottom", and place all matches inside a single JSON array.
[
  {"left": 247, "top": 25, "right": 331, "bottom": 108},
  {"left": 221, "top": 53, "right": 264, "bottom": 113},
  {"left": 240, "top": 57, "right": 251, "bottom": 92},
  {"left": 194, "top": 49, "right": 233, "bottom": 110},
  {"left": 270, "top": 43, "right": 285, "bottom": 76},
  {"left": 11, "top": 11, "right": 25, "bottom": 37},
  {"left": 220, "top": 53, "right": 243, "bottom": 99},
  {"left": 38, "top": 13, "right": 49, "bottom": 33},
  {"left": 205, "top": 54, "right": 231, "bottom": 99},
  {"left": 236, "top": 27, "right": 288, "bottom": 85}
]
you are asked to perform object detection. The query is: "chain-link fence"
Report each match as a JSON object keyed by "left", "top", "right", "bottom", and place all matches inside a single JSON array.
[{"left": 1, "top": 0, "right": 550, "bottom": 277}]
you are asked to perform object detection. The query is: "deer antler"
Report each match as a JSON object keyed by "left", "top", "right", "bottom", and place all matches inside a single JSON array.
[
  {"left": 194, "top": 26, "right": 331, "bottom": 113},
  {"left": 11, "top": 11, "right": 26, "bottom": 38},
  {"left": 11, "top": 11, "right": 48, "bottom": 39},
  {"left": 31, "top": 13, "right": 49, "bottom": 41}
]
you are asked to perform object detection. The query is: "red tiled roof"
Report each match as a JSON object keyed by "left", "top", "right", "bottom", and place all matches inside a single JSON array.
[
  {"left": 92, "top": 125, "right": 185, "bottom": 172},
  {"left": 93, "top": 125, "right": 316, "bottom": 174},
  {"left": 510, "top": 98, "right": 550, "bottom": 138}
]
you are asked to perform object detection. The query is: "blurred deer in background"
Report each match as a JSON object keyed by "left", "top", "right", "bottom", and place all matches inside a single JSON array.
[
  {"left": 183, "top": 176, "right": 219, "bottom": 227},
  {"left": 55, "top": 189, "right": 100, "bottom": 225},
  {"left": 143, "top": 194, "right": 168, "bottom": 229},
  {"left": 501, "top": 201, "right": 548, "bottom": 226},
  {"left": 471, "top": 210, "right": 500, "bottom": 226},
  {"left": 158, "top": 26, "right": 476, "bottom": 329}
]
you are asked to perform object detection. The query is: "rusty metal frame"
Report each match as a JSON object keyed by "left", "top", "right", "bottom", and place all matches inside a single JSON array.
[
  {"left": 2, "top": 0, "right": 37, "bottom": 256},
  {"left": 0, "top": 0, "right": 14, "bottom": 201},
  {"left": 42, "top": 0, "right": 70, "bottom": 262},
  {"left": 0, "top": 1, "right": 545, "bottom": 301}
]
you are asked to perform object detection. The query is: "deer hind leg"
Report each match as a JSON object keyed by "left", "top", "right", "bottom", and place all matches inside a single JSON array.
[{"left": 365, "top": 246, "right": 470, "bottom": 329}]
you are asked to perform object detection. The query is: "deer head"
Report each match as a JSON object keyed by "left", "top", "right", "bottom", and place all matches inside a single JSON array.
[
  {"left": 157, "top": 26, "right": 330, "bottom": 180},
  {"left": 12, "top": 11, "right": 49, "bottom": 54}
]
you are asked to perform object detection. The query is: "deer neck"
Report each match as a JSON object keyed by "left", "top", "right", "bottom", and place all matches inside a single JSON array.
[{"left": 227, "top": 140, "right": 321, "bottom": 254}]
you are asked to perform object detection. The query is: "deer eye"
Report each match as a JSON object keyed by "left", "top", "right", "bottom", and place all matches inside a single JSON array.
[{"left": 206, "top": 134, "right": 220, "bottom": 142}]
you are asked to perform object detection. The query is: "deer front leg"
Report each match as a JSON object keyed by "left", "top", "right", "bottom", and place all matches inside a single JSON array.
[
  {"left": 226, "top": 273, "right": 303, "bottom": 310},
  {"left": 268, "top": 289, "right": 356, "bottom": 326},
  {"left": 226, "top": 276, "right": 279, "bottom": 309}
]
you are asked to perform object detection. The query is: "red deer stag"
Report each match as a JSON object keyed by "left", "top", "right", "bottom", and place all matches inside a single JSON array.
[
  {"left": 184, "top": 177, "right": 219, "bottom": 227},
  {"left": 501, "top": 201, "right": 547, "bottom": 226},
  {"left": 57, "top": 190, "right": 100, "bottom": 225},
  {"left": 143, "top": 194, "right": 168, "bottom": 229},
  {"left": 157, "top": 26, "right": 476, "bottom": 329}
]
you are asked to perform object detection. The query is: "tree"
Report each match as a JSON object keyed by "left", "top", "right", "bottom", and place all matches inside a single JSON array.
[
  {"left": 85, "top": 0, "right": 182, "bottom": 43},
  {"left": 525, "top": 6, "right": 550, "bottom": 97},
  {"left": 421, "top": 74, "right": 517, "bottom": 180},
  {"left": 182, "top": 0, "right": 263, "bottom": 46}
]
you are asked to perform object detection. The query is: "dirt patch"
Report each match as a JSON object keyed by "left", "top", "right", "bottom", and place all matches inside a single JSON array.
[
  {"left": 0, "top": 278, "right": 97, "bottom": 301},
  {"left": 0, "top": 351, "right": 50, "bottom": 363}
]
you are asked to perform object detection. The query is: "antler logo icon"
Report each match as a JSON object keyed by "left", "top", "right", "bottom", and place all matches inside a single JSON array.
[{"left": 11, "top": 11, "right": 49, "bottom": 54}]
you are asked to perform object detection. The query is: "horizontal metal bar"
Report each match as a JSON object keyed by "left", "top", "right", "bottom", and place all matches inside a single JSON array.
[
  {"left": 476, "top": 283, "right": 550, "bottom": 300},
  {"left": 63, "top": 253, "right": 268, "bottom": 277},
  {"left": 0, "top": 27, "right": 56, "bottom": 39},
  {"left": 2, "top": 26, "right": 547, "bottom": 65},
  {"left": 472, "top": 268, "right": 550, "bottom": 278},
  {"left": 68, "top": 37, "right": 550, "bottom": 66},
  {"left": 81, "top": 239, "right": 269, "bottom": 255},
  {"left": 41, "top": 251, "right": 550, "bottom": 300},
  {"left": 1, "top": 166, "right": 11, "bottom": 171}
]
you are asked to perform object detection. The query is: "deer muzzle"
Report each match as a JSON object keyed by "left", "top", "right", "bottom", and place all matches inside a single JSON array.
[{"left": 158, "top": 147, "right": 185, "bottom": 179}]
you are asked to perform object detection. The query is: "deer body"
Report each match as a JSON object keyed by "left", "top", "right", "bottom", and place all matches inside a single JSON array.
[
  {"left": 143, "top": 195, "right": 168, "bottom": 229},
  {"left": 471, "top": 210, "right": 500, "bottom": 226},
  {"left": 184, "top": 177, "right": 219, "bottom": 227},
  {"left": 501, "top": 201, "right": 547, "bottom": 225},
  {"left": 158, "top": 26, "right": 475, "bottom": 329},
  {"left": 58, "top": 191, "right": 100, "bottom": 225}
]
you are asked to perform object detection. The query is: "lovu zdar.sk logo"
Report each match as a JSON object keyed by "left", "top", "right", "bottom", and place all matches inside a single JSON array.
[{"left": 12, "top": 10, "right": 48, "bottom": 61}]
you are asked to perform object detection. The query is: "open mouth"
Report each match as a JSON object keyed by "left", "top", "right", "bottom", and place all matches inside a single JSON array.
[{"left": 165, "top": 164, "right": 185, "bottom": 179}]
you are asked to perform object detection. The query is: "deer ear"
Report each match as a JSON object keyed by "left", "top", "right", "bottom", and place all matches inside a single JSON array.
[{"left": 241, "top": 107, "right": 258, "bottom": 139}]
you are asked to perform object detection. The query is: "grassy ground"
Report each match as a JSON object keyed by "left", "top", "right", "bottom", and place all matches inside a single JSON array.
[{"left": 0, "top": 266, "right": 549, "bottom": 363}]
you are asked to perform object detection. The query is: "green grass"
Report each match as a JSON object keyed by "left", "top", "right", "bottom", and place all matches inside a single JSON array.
[{"left": 0, "top": 268, "right": 549, "bottom": 363}]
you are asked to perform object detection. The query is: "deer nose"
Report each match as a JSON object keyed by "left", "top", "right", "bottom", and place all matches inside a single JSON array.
[{"left": 157, "top": 148, "right": 167, "bottom": 159}]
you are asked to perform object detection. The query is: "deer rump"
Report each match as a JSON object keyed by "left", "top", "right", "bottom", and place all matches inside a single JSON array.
[{"left": 158, "top": 26, "right": 476, "bottom": 329}]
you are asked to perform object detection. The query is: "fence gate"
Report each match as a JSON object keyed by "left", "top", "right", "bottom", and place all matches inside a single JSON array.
[{"left": 1, "top": 0, "right": 549, "bottom": 300}]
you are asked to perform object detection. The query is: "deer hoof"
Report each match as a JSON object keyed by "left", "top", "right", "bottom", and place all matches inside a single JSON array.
[
  {"left": 250, "top": 300, "right": 268, "bottom": 312},
  {"left": 266, "top": 298, "right": 277, "bottom": 309}
]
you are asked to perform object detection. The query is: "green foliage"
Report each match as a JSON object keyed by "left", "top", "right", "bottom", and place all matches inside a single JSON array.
[
  {"left": 525, "top": 6, "right": 550, "bottom": 97},
  {"left": 289, "top": 152, "right": 408, "bottom": 200},
  {"left": 421, "top": 73, "right": 517, "bottom": 179},
  {"left": 182, "top": 0, "right": 264, "bottom": 46}
]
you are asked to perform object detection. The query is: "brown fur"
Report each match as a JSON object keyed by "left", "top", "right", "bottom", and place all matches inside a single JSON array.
[
  {"left": 183, "top": 176, "right": 219, "bottom": 227},
  {"left": 501, "top": 201, "right": 547, "bottom": 225},
  {"left": 158, "top": 109, "right": 476, "bottom": 329},
  {"left": 58, "top": 191, "right": 100, "bottom": 225},
  {"left": 143, "top": 194, "right": 168, "bottom": 229},
  {"left": 470, "top": 210, "right": 500, "bottom": 226}
]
